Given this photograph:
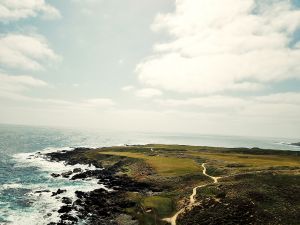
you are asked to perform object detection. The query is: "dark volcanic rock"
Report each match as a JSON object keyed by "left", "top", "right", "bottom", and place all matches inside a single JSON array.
[
  {"left": 35, "top": 190, "right": 50, "bottom": 194},
  {"left": 44, "top": 147, "right": 159, "bottom": 225},
  {"left": 61, "top": 171, "right": 73, "bottom": 178},
  {"left": 62, "top": 197, "right": 72, "bottom": 205},
  {"left": 58, "top": 205, "right": 72, "bottom": 214},
  {"left": 51, "top": 173, "right": 60, "bottom": 178},
  {"left": 75, "top": 190, "right": 86, "bottom": 199},
  {"left": 51, "top": 189, "right": 66, "bottom": 196},
  {"left": 73, "top": 168, "right": 82, "bottom": 173},
  {"left": 45, "top": 148, "right": 102, "bottom": 168},
  {"left": 59, "top": 213, "right": 78, "bottom": 223},
  {"left": 71, "top": 169, "right": 103, "bottom": 180}
]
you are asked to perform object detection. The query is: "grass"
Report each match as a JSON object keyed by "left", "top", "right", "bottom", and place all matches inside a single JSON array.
[
  {"left": 126, "top": 193, "right": 174, "bottom": 225},
  {"left": 98, "top": 151, "right": 202, "bottom": 176},
  {"left": 189, "top": 152, "right": 300, "bottom": 168},
  {"left": 142, "top": 196, "right": 174, "bottom": 217}
]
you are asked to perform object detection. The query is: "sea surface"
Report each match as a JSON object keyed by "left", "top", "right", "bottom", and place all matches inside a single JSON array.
[{"left": 0, "top": 123, "right": 299, "bottom": 225}]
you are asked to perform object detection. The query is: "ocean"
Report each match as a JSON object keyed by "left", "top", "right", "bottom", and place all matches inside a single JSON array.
[{"left": 0, "top": 123, "right": 299, "bottom": 225}]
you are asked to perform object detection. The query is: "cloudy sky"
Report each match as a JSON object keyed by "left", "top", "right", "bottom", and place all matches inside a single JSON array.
[{"left": 0, "top": 0, "right": 300, "bottom": 138}]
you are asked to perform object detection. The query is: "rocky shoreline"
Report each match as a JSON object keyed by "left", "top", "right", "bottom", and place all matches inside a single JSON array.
[
  {"left": 44, "top": 148, "right": 161, "bottom": 225},
  {"left": 34, "top": 145, "right": 300, "bottom": 225}
]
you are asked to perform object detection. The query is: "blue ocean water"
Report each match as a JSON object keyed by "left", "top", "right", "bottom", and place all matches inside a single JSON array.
[{"left": 0, "top": 123, "right": 299, "bottom": 224}]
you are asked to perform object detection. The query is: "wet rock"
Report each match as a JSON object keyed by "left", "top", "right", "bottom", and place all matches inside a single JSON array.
[
  {"left": 44, "top": 147, "right": 159, "bottom": 225},
  {"left": 35, "top": 190, "right": 50, "bottom": 193},
  {"left": 73, "top": 168, "right": 82, "bottom": 173},
  {"left": 45, "top": 148, "right": 102, "bottom": 168},
  {"left": 71, "top": 169, "right": 103, "bottom": 180},
  {"left": 75, "top": 191, "right": 86, "bottom": 199},
  {"left": 62, "top": 197, "right": 72, "bottom": 205},
  {"left": 58, "top": 205, "right": 73, "bottom": 214},
  {"left": 61, "top": 171, "right": 73, "bottom": 178},
  {"left": 52, "top": 189, "right": 66, "bottom": 196},
  {"left": 51, "top": 173, "right": 60, "bottom": 178},
  {"left": 59, "top": 213, "right": 78, "bottom": 223}
]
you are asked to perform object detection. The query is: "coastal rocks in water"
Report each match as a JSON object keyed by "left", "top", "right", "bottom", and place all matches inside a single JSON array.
[
  {"left": 45, "top": 148, "right": 103, "bottom": 168},
  {"left": 72, "top": 188, "right": 125, "bottom": 224},
  {"left": 59, "top": 213, "right": 78, "bottom": 224},
  {"left": 35, "top": 189, "right": 50, "bottom": 194},
  {"left": 51, "top": 173, "right": 60, "bottom": 178},
  {"left": 75, "top": 190, "right": 86, "bottom": 199},
  {"left": 71, "top": 169, "right": 102, "bottom": 180},
  {"left": 73, "top": 168, "right": 82, "bottom": 173},
  {"left": 45, "top": 147, "right": 160, "bottom": 225},
  {"left": 61, "top": 171, "right": 73, "bottom": 178},
  {"left": 51, "top": 189, "right": 66, "bottom": 196},
  {"left": 62, "top": 197, "right": 72, "bottom": 205},
  {"left": 58, "top": 205, "right": 73, "bottom": 214}
]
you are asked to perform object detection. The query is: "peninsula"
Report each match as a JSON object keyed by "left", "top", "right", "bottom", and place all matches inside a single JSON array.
[{"left": 45, "top": 144, "right": 300, "bottom": 225}]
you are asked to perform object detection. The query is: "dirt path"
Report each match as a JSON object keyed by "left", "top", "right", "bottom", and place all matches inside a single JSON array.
[{"left": 163, "top": 163, "right": 220, "bottom": 225}]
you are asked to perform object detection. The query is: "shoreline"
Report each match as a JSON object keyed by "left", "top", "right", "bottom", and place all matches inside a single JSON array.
[
  {"left": 9, "top": 144, "right": 300, "bottom": 225},
  {"left": 43, "top": 147, "right": 162, "bottom": 225}
]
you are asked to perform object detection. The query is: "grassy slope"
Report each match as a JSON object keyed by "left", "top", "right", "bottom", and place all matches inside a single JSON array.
[
  {"left": 81, "top": 144, "right": 300, "bottom": 225},
  {"left": 98, "top": 151, "right": 202, "bottom": 176}
]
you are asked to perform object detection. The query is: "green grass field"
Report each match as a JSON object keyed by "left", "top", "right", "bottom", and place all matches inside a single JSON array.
[{"left": 98, "top": 151, "right": 202, "bottom": 176}]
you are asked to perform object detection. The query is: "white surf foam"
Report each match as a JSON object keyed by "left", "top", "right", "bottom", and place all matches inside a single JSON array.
[
  {"left": 13, "top": 147, "right": 98, "bottom": 173},
  {"left": 6, "top": 146, "right": 111, "bottom": 225}
]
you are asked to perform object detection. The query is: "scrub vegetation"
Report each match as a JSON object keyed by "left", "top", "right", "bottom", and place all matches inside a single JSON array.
[{"left": 77, "top": 144, "right": 300, "bottom": 225}]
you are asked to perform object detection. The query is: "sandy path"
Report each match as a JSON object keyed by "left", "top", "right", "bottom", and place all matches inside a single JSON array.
[{"left": 163, "top": 163, "right": 220, "bottom": 225}]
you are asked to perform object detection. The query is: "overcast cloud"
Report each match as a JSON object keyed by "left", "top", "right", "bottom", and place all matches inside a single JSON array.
[{"left": 0, "top": 0, "right": 299, "bottom": 138}]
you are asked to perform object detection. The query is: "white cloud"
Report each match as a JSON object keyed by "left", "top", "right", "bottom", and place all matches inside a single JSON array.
[
  {"left": 0, "top": 90, "right": 115, "bottom": 110},
  {"left": 0, "top": 71, "right": 114, "bottom": 109},
  {"left": 0, "top": 34, "right": 59, "bottom": 70},
  {"left": 155, "top": 92, "right": 300, "bottom": 121},
  {"left": 0, "top": 72, "right": 48, "bottom": 102},
  {"left": 0, "top": 72, "right": 47, "bottom": 92},
  {"left": 0, "top": 0, "right": 60, "bottom": 22},
  {"left": 136, "top": 0, "right": 300, "bottom": 94},
  {"left": 135, "top": 88, "right": 162, "bottom": 98},
  {"left": 121, "top": 85, "right": 134, "bottom": 91},
  {"left": 35, "top": 98, "right": 115, "bottom": 110},
  {"left": 83, "top": 98, "right": 115, "bottom": 107},
  {"left": 255, "top": 92, "right": 300, "bottom": 105},
  {"left": 156, "top": 95, "right": 248, "bottom": 109}
]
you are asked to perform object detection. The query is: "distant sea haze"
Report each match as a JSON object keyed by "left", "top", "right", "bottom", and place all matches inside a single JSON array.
[{"left": 0, "top": 124, "right": 299, "bottom": 224}]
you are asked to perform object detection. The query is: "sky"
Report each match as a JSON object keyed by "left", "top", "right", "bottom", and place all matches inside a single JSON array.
[{"left": 0, "top": 0, "right": 300, "bottom": 138}]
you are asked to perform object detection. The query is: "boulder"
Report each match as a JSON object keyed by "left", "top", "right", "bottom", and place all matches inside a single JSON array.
[
  {"left": 61, "top": 171, "right": 73, "bottom": 178},
  {"left": 52, "top": 189, "right": 67, "bottom": 196}
]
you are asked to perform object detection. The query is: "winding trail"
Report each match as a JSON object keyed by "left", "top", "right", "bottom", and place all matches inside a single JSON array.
[{"left": 163, "top": 163, "right": 220, "bottom": 225}]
